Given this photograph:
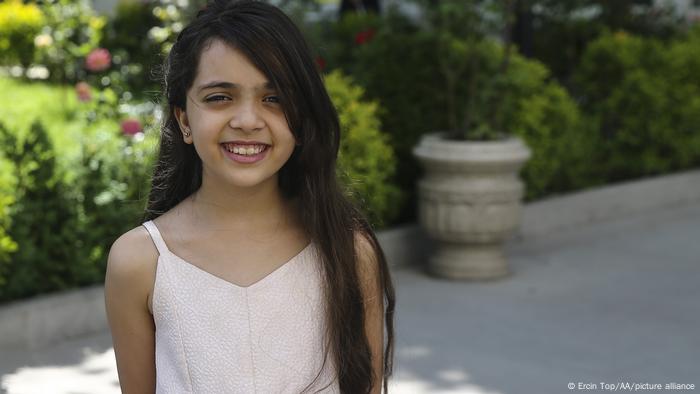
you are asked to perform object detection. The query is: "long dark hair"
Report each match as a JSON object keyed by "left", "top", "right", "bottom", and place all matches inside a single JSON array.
[{"left": 144, "top": 1, "right": 395, "bottom": 392}]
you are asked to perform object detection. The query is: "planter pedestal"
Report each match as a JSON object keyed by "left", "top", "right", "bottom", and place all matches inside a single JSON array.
[
  {"left": 429, "top": 242, "right": 508, "bottom": 279},
  {"left": 413, "top": 133, "right": 531, "bottom": 280}
]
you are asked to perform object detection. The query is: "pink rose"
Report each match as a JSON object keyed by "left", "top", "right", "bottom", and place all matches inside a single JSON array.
[
  {"left": 354, "top": 28, "right": 376, "bottom": 45},
  {"left": 315, "top": 56, "right": 326, "bottom": 71},
  {"left": 121, "top": 119, "right": 142, "bottom": 136},
  {"left": 85, "top": 48, "right": 112, "bottom": 72},
  {"left": 75, "top": 81, "right": 91, "bottom": 102}
]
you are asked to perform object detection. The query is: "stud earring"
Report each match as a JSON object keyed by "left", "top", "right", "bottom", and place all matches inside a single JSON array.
[{"left": 183, "top": 127, "right": 191, "bottom": 138}]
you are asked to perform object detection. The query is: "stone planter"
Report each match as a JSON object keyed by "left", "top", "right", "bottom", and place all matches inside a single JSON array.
[{"left": 413, "top": 132, "right": 531, "bottom": 280}]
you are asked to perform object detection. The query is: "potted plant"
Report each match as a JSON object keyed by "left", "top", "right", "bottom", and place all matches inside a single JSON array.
[{"left": 413, "top": 0, "right": 531, "bottom": 280}]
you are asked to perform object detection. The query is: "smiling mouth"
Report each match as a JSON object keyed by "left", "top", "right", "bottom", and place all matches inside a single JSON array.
[{"left": 221, "top": 143, "right": 269, "bottom": 156}]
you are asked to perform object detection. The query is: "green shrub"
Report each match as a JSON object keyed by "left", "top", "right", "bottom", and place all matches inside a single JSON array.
[
  {"left": 0, "top": 76, "right": 162, "bottom": 302},
  {"left": 507, "top": 57, "right": 600, "bottom": 198},
  {"left": 148, "top": 0, "right": 206, "bottom": 55},
  {"left": 0, "top": 76, "right": 81, "bottom": 135},
  {"left": 0, "top": 116, "right": 156, "bottom": 302},
  {"left": 326, "top": 70, "right": 401, "bottom": 227},
  {"left": 0, "top": 0, "right": 45, "bottom": 68},
  {"left": 336, "top": 23, "right": 447, "bottom": 222},
  {"left": 32, "top": 0, "right": 106, "bottom": 83},
  {"left": 574, "top": 29, "right": 700, "bottom": 181},
  {"left": 353, "top": 26, "right": 446, "bottom": 158},
  {"left": 315, "top": 12, "right": 383, "bottom": 75},
  {"left": 74, "top": 125, "right": 157, "bottom": 275},
  {"left": 335, "top": 12, "right": 590, "bottom": 212},
  {"left": 0, "top": 120, "right": 90, "bottom": 302},
  {"left": 523, "top": 1, "right": 683, "bottom": 84},
  {"left": 0, "top": 157, "right": 18, "bottom": 286},
  {"left": 100, "top": 0, "right": 163, "bottom": 100}
]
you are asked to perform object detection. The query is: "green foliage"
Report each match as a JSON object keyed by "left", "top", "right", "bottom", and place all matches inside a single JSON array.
[
  {"left": 32, "top": 0, "right": 106, "bottom": 83},
  {"left": 0, "top": 0, "right": 45, "bottom": 68},
  {"left": 31, "top": 0, "right": 151, "bottom": 124},
  {"left": 0, "top": 76, "right": 82, "bottom": 151},
  {"left": 73, "top": 126, "right": 157, "bottom": 277},
  {"left": 339, "top": 21, "right": 445, "bottom": 221},
  {"left": 507, "top": 57, "right": 598, "bottom": 198},
  {"left": 100, "top": 0, "right": 163, "bottom": 100},
  {"left": 525, "top": 0, "right": 684, "bottom": 84},
  {"left": 0, "top": 157, "right": 18, "bottom": 284},
  {"left": 0, "top": 76, "right": 122, "bottom": 184},
  {"left": 0, "top": 120, "right": 89, "bottom": 302},
  {"left": 0, "top": 119, "right": 156, "bottom": 302},
  {"left": 326, "top": 71, "right": 401, "bottom": 227},
  {"left": 415, "top": 0, "right": 518, "bottom": 140},
  {"left": 148, "top": 0, "right": 206, "bottom": 55},
  {"left": 316, "top": 12, "right": 383, "bottom": 74},
  {"left": 574, "top": 29, "right": 700, "bottom": 181},
  {"left": 332, "top": 11, "right": 588, "bottom": 216},
  {"left": 0, "top": 76, "right": 157, "bottom": 302}
]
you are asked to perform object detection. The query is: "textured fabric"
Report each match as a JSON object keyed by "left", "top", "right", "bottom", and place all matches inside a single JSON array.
[{"left": 142, "top": 220, "right": 339, "bottom": 394}]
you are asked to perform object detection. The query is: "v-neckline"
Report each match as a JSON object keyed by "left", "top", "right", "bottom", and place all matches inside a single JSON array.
[{"left": 162, "top": 242, "right": 312, "bottom": 291}]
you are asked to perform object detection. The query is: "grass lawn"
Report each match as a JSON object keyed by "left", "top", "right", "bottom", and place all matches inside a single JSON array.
[
  {"left": 0, "top": 76, "right": 82, "bottom": 140},
  {"left": 0, "top": 76, "right": 153, "bottom": 176}
]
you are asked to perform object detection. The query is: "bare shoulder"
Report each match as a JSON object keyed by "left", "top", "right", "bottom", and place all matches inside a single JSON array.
[
  {"left": 354, "top": 230, "right": 386, "bottom": 393},
  {"left": 105, "top": 224, "right": 159, "bottom": 310},
  {"left": 107, "top": 225, "right": 158, "bottom": 280},
  {"left": 354, "top": 231, "right": 381, "bottom": 288},
  {"left": 354, "top": 231, "right": 378, "bottom": 259},
  {"left": 105, "top": 224, "right": 159, "bottom": 392}
]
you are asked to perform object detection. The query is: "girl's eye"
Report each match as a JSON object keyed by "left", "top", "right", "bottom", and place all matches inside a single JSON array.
[
  {"left": 263, "top": 95, "right": 280, "bottom": 104},
  {"left": 205, "top": 95, "right": 229, "bottom": 102}
]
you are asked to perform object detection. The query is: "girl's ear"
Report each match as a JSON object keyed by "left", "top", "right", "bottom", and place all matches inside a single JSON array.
[{"left": 174, "top": 106, "right": 193, "bottom": 144}]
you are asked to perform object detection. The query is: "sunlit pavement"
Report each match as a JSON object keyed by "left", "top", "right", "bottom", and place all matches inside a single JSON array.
[
  {"left": 0, "top": 332, "right": 118, "bottom": 394},
  {"left": 2, "top": 204, "right": 699, "bottom": 394}
]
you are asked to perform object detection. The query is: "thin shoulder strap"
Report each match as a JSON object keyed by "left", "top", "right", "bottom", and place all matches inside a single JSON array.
[{"left": 142, "top": 220, "right": 170, "bottom": 256}]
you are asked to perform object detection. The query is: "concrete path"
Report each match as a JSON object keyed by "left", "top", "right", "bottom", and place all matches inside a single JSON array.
[{"left": 1, "top": 204, "right": 699, "bottom": 394}]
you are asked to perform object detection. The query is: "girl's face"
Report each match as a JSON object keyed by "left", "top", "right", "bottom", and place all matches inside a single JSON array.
[{"left": 175, "top": 39, "right": 296, "bottom": 191}]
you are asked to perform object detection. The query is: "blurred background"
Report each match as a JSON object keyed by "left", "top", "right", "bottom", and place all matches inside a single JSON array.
[{"left": 0, "top": 0, "right": 699, "bottom": 393}]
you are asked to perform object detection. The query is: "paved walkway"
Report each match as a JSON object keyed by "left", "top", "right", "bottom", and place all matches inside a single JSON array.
[{"left": 1, "top": 204, "right": 699, "bottom": 394}]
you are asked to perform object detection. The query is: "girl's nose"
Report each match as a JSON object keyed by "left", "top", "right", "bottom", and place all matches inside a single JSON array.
[{"left": 229, "top": 101, "right": 265, "bottom": 132}]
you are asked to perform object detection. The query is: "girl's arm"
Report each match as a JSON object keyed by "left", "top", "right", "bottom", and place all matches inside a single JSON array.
[
  {"left": 356, "top": 233, "right": 386, "bottom": 394},
  {"left": 104, "top": 228, "right": 158, "bottom": 394}
]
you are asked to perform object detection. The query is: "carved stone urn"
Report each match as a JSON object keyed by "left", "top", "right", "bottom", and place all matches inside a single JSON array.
[{"left": 413, "top": 132, "right": 531, "bottom": 280}]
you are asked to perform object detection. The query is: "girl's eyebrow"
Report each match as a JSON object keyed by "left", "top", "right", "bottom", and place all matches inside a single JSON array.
[{"left": 197, "top": 80, "right": 275, "bottom": 93}]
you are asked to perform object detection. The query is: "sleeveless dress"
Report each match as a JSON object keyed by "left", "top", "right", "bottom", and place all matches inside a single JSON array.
[{"left": 142, "top": 220, "right": 340, "bottom": 394}]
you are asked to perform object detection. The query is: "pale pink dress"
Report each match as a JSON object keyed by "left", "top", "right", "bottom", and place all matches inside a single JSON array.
[{"left": 142, "top": 220, "right": 339, "bottom": 393}]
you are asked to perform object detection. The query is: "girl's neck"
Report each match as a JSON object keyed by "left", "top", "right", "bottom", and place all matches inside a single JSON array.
[{"left": 186, "top": 176, "right": 298, "bottom": 233}]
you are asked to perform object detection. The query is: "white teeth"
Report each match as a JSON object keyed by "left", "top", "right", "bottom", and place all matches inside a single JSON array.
[{"left": 225, "top": 144, "right": 266, "bottom": 155}]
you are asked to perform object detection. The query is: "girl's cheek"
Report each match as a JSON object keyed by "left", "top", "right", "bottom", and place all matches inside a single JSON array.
[{"left": 193, "top": 112, "right": 226, "bottom": 129}]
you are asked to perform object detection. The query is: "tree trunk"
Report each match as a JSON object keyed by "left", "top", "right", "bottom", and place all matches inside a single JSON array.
[{"left": 513, "top": 0, "right": 534, "bottom": 57}]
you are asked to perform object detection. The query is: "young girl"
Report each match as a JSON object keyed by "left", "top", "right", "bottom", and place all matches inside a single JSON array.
[{"left": 103, "top": 0, "right": 395, "bottom": 393}]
